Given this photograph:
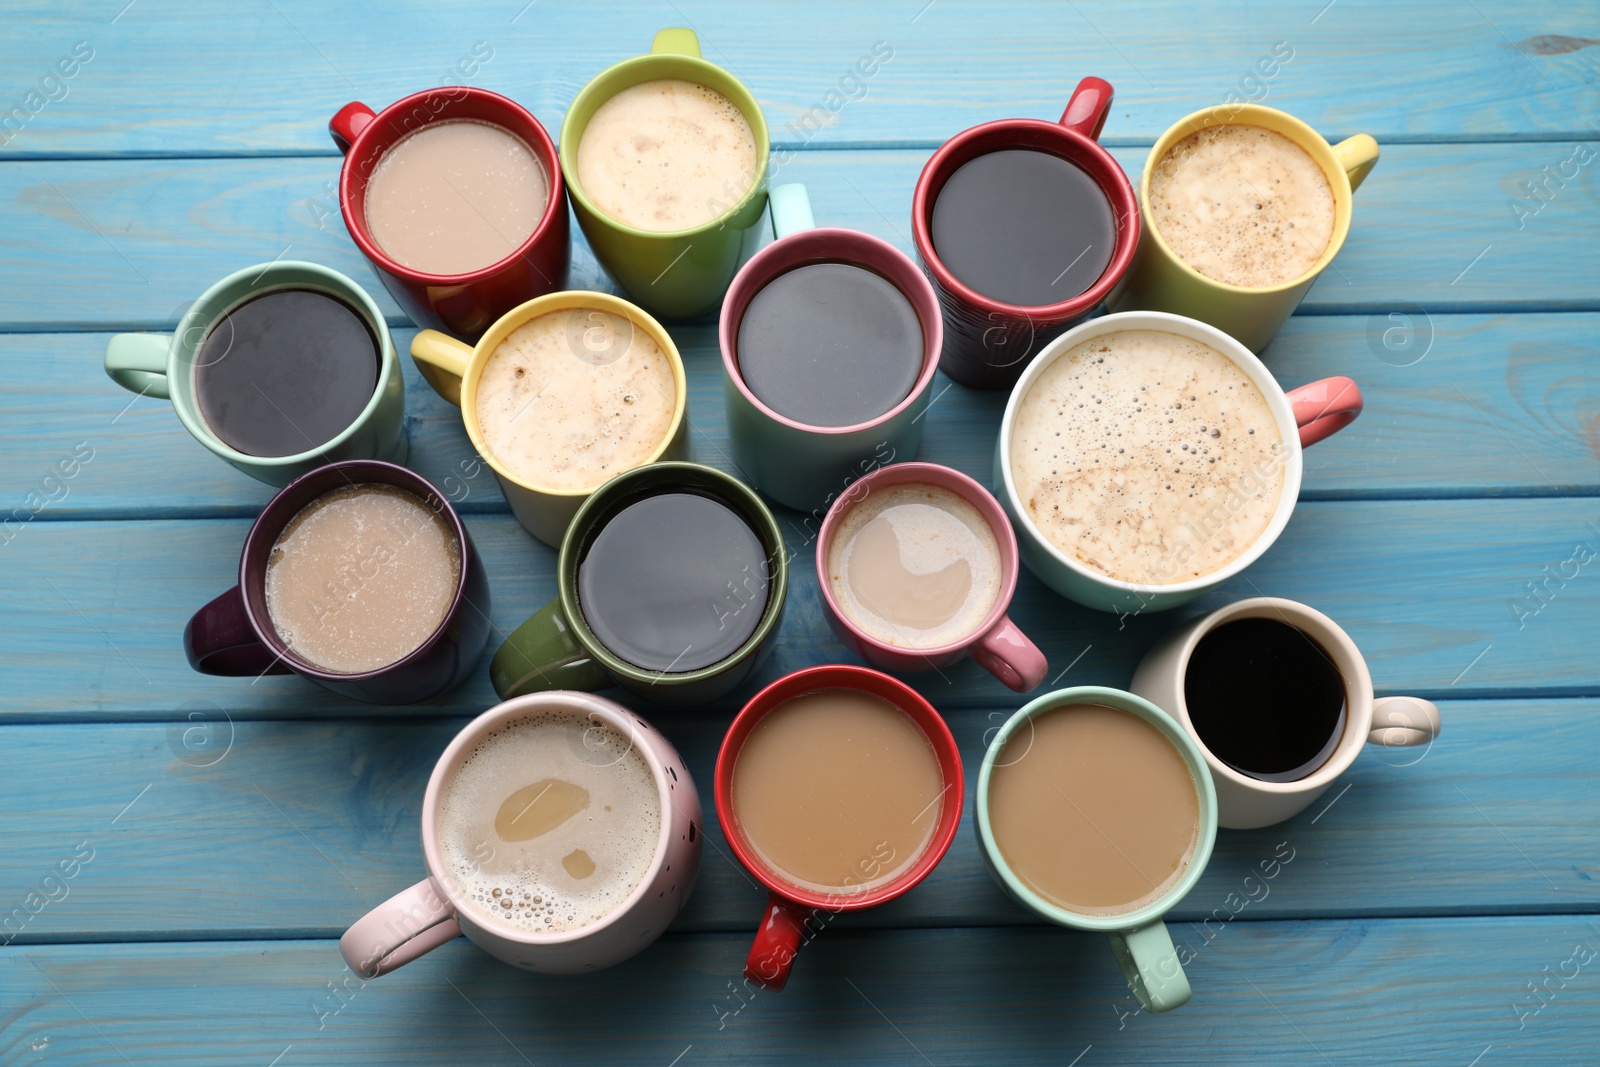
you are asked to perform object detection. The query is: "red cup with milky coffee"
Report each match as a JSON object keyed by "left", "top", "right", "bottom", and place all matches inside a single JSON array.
[
  {"left": 330, "top": 87, "right": 569, "bottom": 340},
  {"left": 714, "top": 665, "right": 964, "bottom": 991}
]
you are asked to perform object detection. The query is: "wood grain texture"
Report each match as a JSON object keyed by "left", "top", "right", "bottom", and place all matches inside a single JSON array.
[
  {"left": 0, "top": 143, "right": 1597, "bottom": 333},
  {"left": 2, "top": 0, "right": 1597, "bottom": 159},
  {"left": 2, "top": 1, "right": 1597, "bottom": 1060},
  {"left": 1, "top": 497, "right": 1597, "bottom": 721},
  {"left": 2, "top": 313, "right": 1595, "bottom": 527},
  {"left": 6, "top": 918, "right": 1600, "bottom": 1065},
  {"left": 0, "top": 699, "right": 1593, "bottom": 944}
]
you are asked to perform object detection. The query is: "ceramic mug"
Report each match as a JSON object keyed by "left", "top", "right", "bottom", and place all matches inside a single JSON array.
[
  {"left": 816, "top": 461, "right": 1047, "bottom": 692},
  {"left": 489, "top": 461, "right": 789, "bottom": 708},
  {"left": 1111, "top": 103, "right": 1379, "bottom": 352},
  {"left": 340, "top": 691, "right": 702, "bottom": 976},
  {"left": 560, "top": 28, "right": 770, "bottom": 320},
  {"left": 183, "top": 460, "right": 490, "bottom": 705},
  {"left": 995, "top": 309, "right": 1363, "bottom": 615},
  {"left": 911, "top": 77, "right": 1140, "bottom": 390},
  {"left": 103, "top": 261, "right": 406, "bottom": 487},
  {"left": 720, "top": 183, "right": 943, "bottom": 512},
  {"left": 330, "top": 86, "right": 570, "bottom": 340},
  {"left": 715, "top": 665, "right": 964, "bottom": 991},
  {"left": 410, "top": 290, "right": 688, "bottom": 547},
  {"left": 1130, "top": 596, "right": 1441, "bottom": 829},
  {"left": 976, "top": 686, "right": 1218, "bottom": 1013}
]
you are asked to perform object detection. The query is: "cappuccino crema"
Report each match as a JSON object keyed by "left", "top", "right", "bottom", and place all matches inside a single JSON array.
[
  {"left": 1010, "top": 330, "right": 1283, "bottom": 586},
  {"left": 1147, "top": 123, "right": 1335, "bottom": 289},
  {"left": 576, "top": 78, "right": 758, "bottom": 232},
  {"left": 474, "top": 308, "right": 677, "bottom": 492}
]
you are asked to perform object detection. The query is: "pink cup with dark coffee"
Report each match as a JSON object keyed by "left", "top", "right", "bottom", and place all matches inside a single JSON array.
[{"left": 817, "top": 461, "right": 1047, "bottom": 692}]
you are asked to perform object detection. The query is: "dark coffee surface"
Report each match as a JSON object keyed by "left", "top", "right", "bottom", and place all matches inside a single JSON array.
[
  {"left": 577, "top": 490, "right": 770, "bottom": 673},
  {"left": 1184, "top": 617, "right": 1347, "bottom": 782},
  {"left": 736, "top": 261, "right": 923, "bottom": 428},
  {"left": 930, "top": 148, "right": 1115, "bottom": 307},
  {"left": 194, "top": 287, "right": 379, "bottom": 458}
]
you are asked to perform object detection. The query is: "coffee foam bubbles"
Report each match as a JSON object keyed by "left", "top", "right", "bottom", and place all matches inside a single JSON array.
[
  {"left": 437, "top": 708, "right": 661, "bottom": 935},
  {"left": 473, "top": 308, "right": 677, "bottom": 492},
  {"left": 576, "top": 78, "right": 758, "bottom": 232},
  {"left": 1009, "top": 330, "right": 1284, "bottom": 586},
  {"left": 1148, "top": 123, "right": 1335, "bottom": 289},
  {"left": 827, "top": 483, "right": 1002, "bottom": 649}
]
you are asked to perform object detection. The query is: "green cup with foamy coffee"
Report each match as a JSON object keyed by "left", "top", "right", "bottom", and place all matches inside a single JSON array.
[{"left": 559, "top": 28, "right": 770, "bottom": 319}]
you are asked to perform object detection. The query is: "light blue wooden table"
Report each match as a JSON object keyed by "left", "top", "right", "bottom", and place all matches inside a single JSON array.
[{"left": 2, "top": 2, "right": 1597, "bottom": 1063}]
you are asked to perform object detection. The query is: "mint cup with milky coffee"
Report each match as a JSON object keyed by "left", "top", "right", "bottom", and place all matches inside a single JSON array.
[{"left": 995, "top": 310, "right": 1362, "bottom": 615}]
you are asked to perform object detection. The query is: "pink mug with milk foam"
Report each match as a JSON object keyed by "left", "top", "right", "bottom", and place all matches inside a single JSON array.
[
  {"left": 817, "top": 462, "right": 1048, "bottom": 692},
  {"left": 340, "top": 691, "right": 701, "bottom": 977}
]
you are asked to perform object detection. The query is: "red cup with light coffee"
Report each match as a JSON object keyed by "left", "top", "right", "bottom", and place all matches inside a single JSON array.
[
  {"left": 714, "top": 665, "right": 964, "bottom": 991},
  {"left": 330, "top": 87, "right": 569, "bottom": 340}
]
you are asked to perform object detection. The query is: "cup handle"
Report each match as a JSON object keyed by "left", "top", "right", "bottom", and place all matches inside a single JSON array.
[
  {"left": 1368, "top": 696, "right": 1440, "bottom": 747},
  {"left": 329, "top": 102, "right": 376, "bottom": 155},
  {"left": 1286, "top": 376, "right": 1362, "bottom": 448},
  {"left": 490, "top": 599, "right": 612, "bottom": 699},
  {"left": 1059, "top": 76, "right": 1114, "bottom": 140},
  {"left": 411, "top": 330, "right": 475, "bottom": 408},
  {"left": 768, "top": 183, "right": 815, "bottom": 240},
  {"left": 651, "top": 28, "right": 701, "bottom": 58},
  {"left": 1107, "top": 919, "right": 1191, "bottom": 1013},
  {"left": 744, "top": 892, "right": 809, "bottom": 992},
  {"left": 1331, "top": 133, "right": 1379, "bottom": 193},
  {"left": 183, "top": 586, "right": 293, "bottom": 677},
  {"left": 340, "top": 877, "right": 462, "bottom": 979},
  {"left": 104, "top": 333, "right": 172, "bottom": 400},
  {"left": 969, "top": 615, "right": 1049, "bottom": 693}
]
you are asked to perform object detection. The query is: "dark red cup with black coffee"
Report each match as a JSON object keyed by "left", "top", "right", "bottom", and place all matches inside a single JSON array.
[
  {"left": 911, "top": 76, "right": 1140, "bottom": 390},
  {"left": 184, "top": 460, "right": 491, "bottom": 705},
  {"left": 330, "top": 87, "right": 569, "bottom": 340},
  {"left": 714, "top": 665, "right": 964, "bottom": 991}
]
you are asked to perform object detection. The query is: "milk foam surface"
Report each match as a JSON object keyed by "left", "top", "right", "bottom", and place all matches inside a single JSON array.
[
  {"left": 576, "top": 78, "right": 758, "bottom": 232},
  {"left": 1148, "top": 123, "right": 1335, "bottom": 289},
  {"left": 264, "top": 484, "right": 460, "bottom": 673},
  {"left": 474, "top": 308, "right": 677, "bottom": 492},
  {"left": 1010, "top": 330, "right": 1283, "bottom": 585},
  {"left": 438, "top": 708, "right": 661, "bottom": 935},
  {"left": 827, "top": 483, "right": 1002, "bottom": 649}
]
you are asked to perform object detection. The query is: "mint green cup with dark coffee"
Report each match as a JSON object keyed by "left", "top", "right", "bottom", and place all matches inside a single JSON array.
[
  {"left": 491, "top": 461, "right": 788, "bottom": 708},
  {"left": 559, "top": 28, "right": 770, "bottom": 320},
  {"left": 102, "top": 260, "right": 406, "bottom": 487}
]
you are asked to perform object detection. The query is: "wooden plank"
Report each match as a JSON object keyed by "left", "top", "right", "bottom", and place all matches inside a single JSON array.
[
  {"left": 0, "top": 144, "right": 1597, "bottom": 334},
  {"left": 2, "top": 1, "right": 1596, "bottom": 159},
  {"left": 5, "top": 918, "right": 1599, "bottom": 1064},
  {"left": 3, "top": 312, "right": 1595, "bottom": 525},
  {"left": 0, "top": 699, "right": 1593, "bottom": 944},
  {"left": 1, "top": 498, "right": 1596, "bottom": 721}
]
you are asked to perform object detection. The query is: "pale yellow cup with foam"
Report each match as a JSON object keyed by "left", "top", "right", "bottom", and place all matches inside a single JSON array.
[{"left": 412, "top": 291, "right": 688, "bottom": 547}]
